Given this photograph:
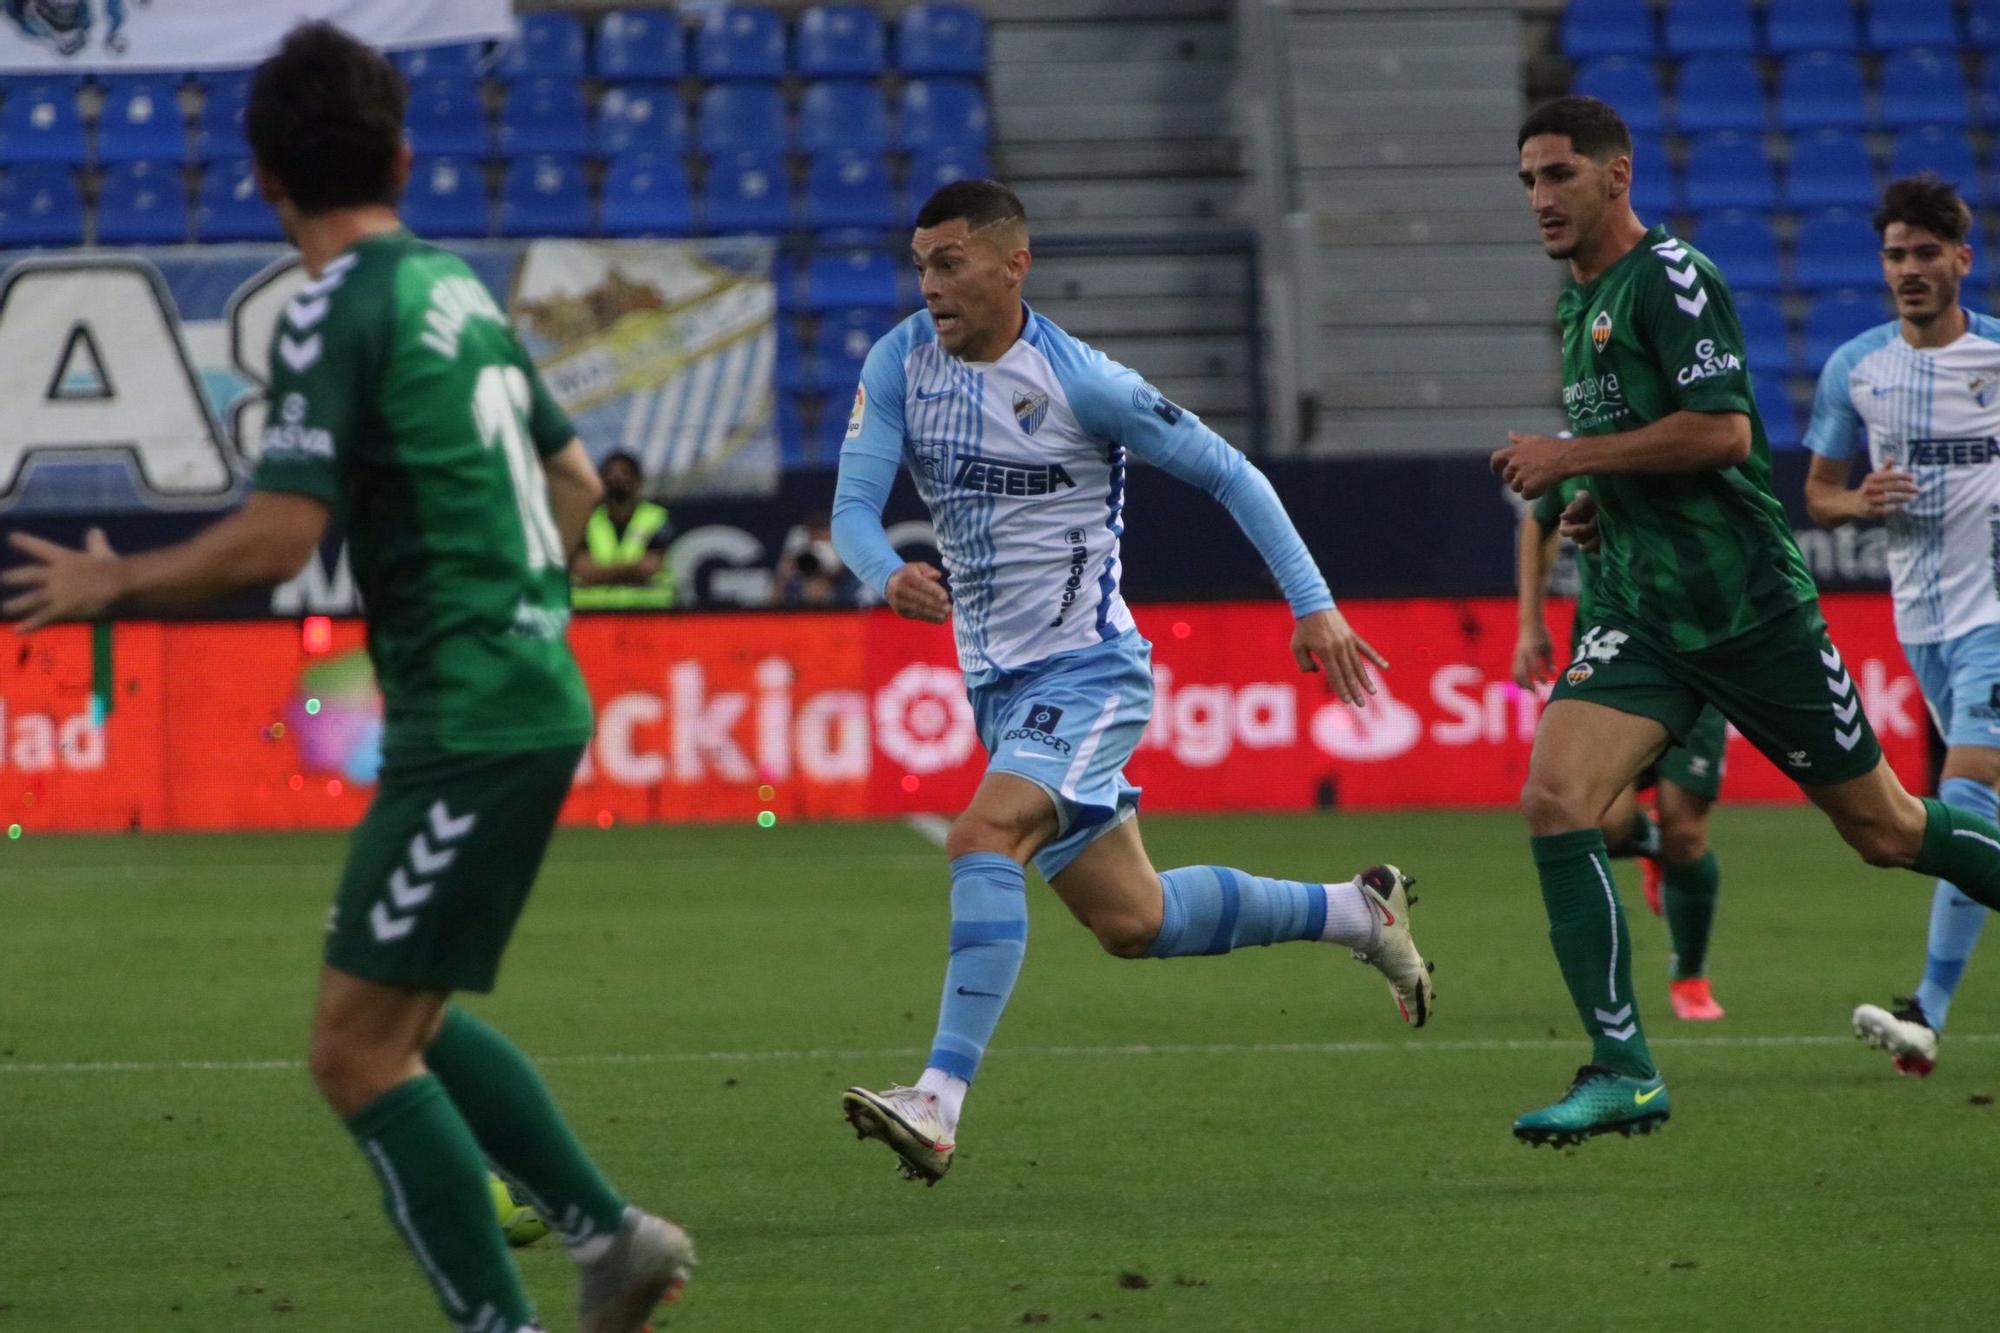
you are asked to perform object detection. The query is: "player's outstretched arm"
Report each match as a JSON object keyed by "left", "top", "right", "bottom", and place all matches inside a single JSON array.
[
  {"left": 1291, "top": 607, "right": 1390, "bottom": 708},
  {"left": 3, "top": 491, "right": 329, "bottom": 632},
  {"left": 540, "top": 437, "right": 605, "bottom": 557},
  {"left": 1802, "top": 453, "right": 1917, "bottom": 528}
]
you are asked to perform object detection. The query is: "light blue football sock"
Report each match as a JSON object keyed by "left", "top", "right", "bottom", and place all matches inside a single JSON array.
[
  {"left": 924, "top": 853, "right": 1028, "bottom": 1083},
  {"left": 1144, "top": 865, "right": 1331, "bottom": 957},
  {"left": 1916, "top": 776, "right": 1997, "bottom": 1031}
]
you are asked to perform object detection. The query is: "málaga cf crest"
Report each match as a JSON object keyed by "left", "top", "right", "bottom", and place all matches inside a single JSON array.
[{"left": 1013, "top": 389, "right": 1048, "bottom": 436}]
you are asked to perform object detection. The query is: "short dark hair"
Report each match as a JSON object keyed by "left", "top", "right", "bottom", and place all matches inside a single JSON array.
[
  {"left": 246, "top": 22, "right": 407, "bottom": 215},
  {"left": 1517, "top": 96, "right": 1633, "bottom": 161},
  {"left": 1875, "top": 173, "right": 1974, "bottom": 244},
  {"left": 914, "top": 179, "right": 1027, "bottom": 233},
  {"left": 600, "top": 450, "right": 642, "bottom": 474}
]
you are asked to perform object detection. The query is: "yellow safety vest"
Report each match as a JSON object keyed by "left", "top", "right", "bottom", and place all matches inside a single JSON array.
[{"left": 573, "top": 502, "right": 675, "bottom": 609}]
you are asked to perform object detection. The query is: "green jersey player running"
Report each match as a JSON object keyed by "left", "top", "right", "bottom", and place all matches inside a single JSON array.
[
  {"left": 4, "top": 25, "right": 691, "bottom": 1332},
  {"left": 1491, "top": 95, "right": 2000, "bottom": 1147}
]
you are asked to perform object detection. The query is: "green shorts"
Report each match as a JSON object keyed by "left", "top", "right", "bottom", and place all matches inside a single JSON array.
[
  {"left": 1644, "top": 704, "right": 1727, "bottom": 803},
  {"left": 324, "top": 744, "right": 582, "bottom": 993},
  {"left": 1550, "top": 603, "right": 1881, "bottom": 790}
]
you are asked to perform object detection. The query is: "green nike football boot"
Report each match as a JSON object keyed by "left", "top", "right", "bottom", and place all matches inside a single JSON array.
[{"left": 1513, "top": 1065, "right": 1670, "bottom": 1148}]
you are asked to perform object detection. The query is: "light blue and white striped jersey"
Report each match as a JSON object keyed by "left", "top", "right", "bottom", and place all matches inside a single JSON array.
[
  {"left": 831, "top": 305, "right": 1333, "bottom": 677},
  {"left": 1805, "top": 312, "right": 2000, "bottom": 644}
]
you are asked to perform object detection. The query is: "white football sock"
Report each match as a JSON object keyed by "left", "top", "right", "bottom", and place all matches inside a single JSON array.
[
  {"left": 916, "top": 1067, "right": 968, "bottom": 1137},
  {"left": 1319, "top": 879, "right": 1381, "bottom": 950}
]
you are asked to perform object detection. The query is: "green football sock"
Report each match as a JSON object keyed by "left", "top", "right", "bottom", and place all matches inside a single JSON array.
[
  {"left": 1915, "top": 799, "right": 2000, "bottom": 911},
  {"left": 1532, "top": 829, "right": 1657, "bottom": 1079},
  {"left": 346, "top": 1075, "right": 537, "bottom": 1332},
  {"left": 1663, "top": 850, "right": 1721, "bottom": 981},
  {"left": 425, "top": 1006, "right": 628, "bottom": 1251}
]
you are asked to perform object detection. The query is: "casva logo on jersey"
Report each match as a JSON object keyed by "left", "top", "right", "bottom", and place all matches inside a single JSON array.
[{"left": 1675, "top": 338, "right": 1742, "bottom": 388}]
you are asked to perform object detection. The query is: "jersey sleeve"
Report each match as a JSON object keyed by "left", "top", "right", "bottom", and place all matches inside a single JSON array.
[
  {"left": 830, "top": 332, "right": 911, "bottom": 597},
  {"left": 522, "top": 354, "right": 576, "bottom": 458},
  {"left": 253, "top": 285, "right": 385, "bottom": 506},
  {"left": 1802, "top": 344, "right": 1867, "bottom": 460},
  {"left": 1639, "top": 260, "right": 1755, "bottom": 416},
  {"left": 1063, "top": 356, "right": 1334, "bottom": 617}
]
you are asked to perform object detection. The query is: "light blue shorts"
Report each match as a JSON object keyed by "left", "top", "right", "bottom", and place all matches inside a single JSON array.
[
  {"left": 970, "top": 631, "right": 1154, "bottom": 882},
  {"left": 1904, "top": 623, "right": 2000, "bottom": 749}
]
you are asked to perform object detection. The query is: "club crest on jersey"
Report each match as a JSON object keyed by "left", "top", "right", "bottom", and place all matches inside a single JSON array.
[
  {"left": 911, "top": 437, "right": 950, "bottom": 483},
  {"left": 1591, "top": 309, "right": 1612, "bottom": 353},
  {"left": 1565, "top": 661, "right": 1595, "bottom": 685},
  {"left": 1013, "top": 389, "right": 1049, "bottom": 435},
  {"left": 1972, "top": 374, "right": 1998, "bottom": 408}
]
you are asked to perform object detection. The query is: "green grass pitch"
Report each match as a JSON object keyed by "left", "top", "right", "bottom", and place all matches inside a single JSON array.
[{"left": 6, "top": 808, "right": 2000, "bottom": 1331}]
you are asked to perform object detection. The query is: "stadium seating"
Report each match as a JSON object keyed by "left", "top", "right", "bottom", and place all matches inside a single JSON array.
[
  {"left": 394, "top": 42, "right": 487, "bottom": 86},
  {"left": 1765, "top": 0, "right": 1861, "bottom": 55},
  {"left": 1970, "top": 0, "right": 2000, "bottom": 50},
  {"left": 498, "top": 79, "right": 592, "bottom": 157},
  {"left": 1877, "top": 48, "right": 1970, "bottom": 129},
  {"left": 899, "top": 79, "right": 988, "bottom": 151},
  {"left": 701, "top": 149, "right": 792, "bottom": 233},
  {"left": 194, "top": 159, "right": 282, "bottom": 242},
  {"left": 406, "top": 79, "right": 491, "bottom": 158},
  {"left": 1662, "top": 0, "right": 1756, "bottom": 58},
  {"left": 96, "top": 83, "right": 187, "bottom": 164},
  {"left": 898, "top": 4, "right": 987, "bottom": 76},
  {"left": 1776, "top": 52, "right": 1869, "bottom": 132},
  {"left": 1733, "top": 292, "right": 1791, "bottom": 375},
  {"left": 96, "top": 160, "right": 189, "bottom": 245},
  {"left": 802, "top": 248, "right": 900, "bottom": 310},
  {"left": 777, "top": 320, "right": 811, "bottom": 392},
  {"left": 601, "top": 151, "right": 695, "bottom": 237},
  {"left": 0, "top": 84, "right": 87, "bottom": 163},
  {"left": 1573, "top": 56, "right": 1665, "bottom": 134},
  {"left": 1977, "top": 58, "right": 2000, "bottom": 124},
  {"left": 1867, "top": 0, "right": 1961, "bottom": 52},
  {"left": 694, "top": 6, "right": 787, "bottom": 81},
  {"left": 403, "top": 155, "right": 490, "bottom": 238},
  {"left": 811, "top": 307, "right": 896, "bottom": 392},
  {"left": 497, "top": 12, "right": 587, "bottom": 83},
  {"left": 1754, "top": 375, "right": 1801, "bottom": 447},
  {"left": 907, "top": 145, "right": 991, "bottom": 206},
  {"left": 698, "top": 82, "right": 788, "bottom": 154},
  {"left": 1671, "top": 55, "right": 1762, "bottom": 133},
  {"left": 797, "top": 6, "right": 888, "bottom": 78},
  {"left": 597, "top": 84, "right": 689, "bottom": 157},
  {"left": 1801, "top": 290, "right": 1892, "bottom": 373},
  {"left": 0, "top": 162, "right": 83, "bottom": 245},
  {"left": 1627, "top": 132, "right": 1676, "bottom": 216},
  {"left": 1794, "top": 208, "right": 1887, "bottom": 290},
  {"left": 1888, "top": 126, "right": 1979, "bottom": 194},
  {"left": 191, "top": 83, "right": 249, "bottom": 162},
  {"left": 798, "top": 80, "right": 893, "bottom": 153},
  {"left": 193, "top": 68, "right": 252, "bottom": 105},
  {"left": 1783, "top": 130, "right": 1878, "bottom": 210},
  {"left": 813, "top": 393, "right": 852, "bottom": 459},
  {"left": 498, "top": 155, "right": 592, "bottom": 237},
  {"left": 595, "top": 9, "right": 685, "bottom": 81},
  {"left": 1690, "top": 211, "right": 1782, "bottom": 290},
  {"left": 1560, "top": 0, "right": 1655, "bottom": 60},
  {"left": 1683, "top": 132, "right": 1777, "bottom": 211},
  {"left": 777, "top": 395, "right": 808, "bottom": 466}
]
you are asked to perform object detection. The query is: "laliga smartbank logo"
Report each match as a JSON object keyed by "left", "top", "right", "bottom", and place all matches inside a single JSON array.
[{"left": 286, "top": 649, "right": 382, "bottom": 783}]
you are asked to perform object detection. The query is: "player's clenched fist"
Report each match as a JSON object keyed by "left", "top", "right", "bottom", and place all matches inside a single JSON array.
[
  {"left": 886, "top": 561, "right": 952, "bottom": 623},
  {"left": 1292, "top": 606, "right": 1389, "bottom": 708}
]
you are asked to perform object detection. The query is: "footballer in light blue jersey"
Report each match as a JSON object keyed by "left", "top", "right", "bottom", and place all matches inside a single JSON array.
[
  {"left": 829, "top": 180, "right": 1436, "bottom": 1185},
  {"left": 1804, "top": 175, "right": 2000, "bottom": 1077}
]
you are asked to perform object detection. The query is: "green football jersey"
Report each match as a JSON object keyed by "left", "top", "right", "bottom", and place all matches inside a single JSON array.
[
  {"left": 254, "top": 229, "right": 593, "bottom": 756},
  {"left": 1554, "top": 223, "right": 1817, "bottom": 652}
]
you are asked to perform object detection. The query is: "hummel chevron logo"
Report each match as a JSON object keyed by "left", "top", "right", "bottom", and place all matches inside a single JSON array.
[
  {"left": 1828, "top": 670, "right": 1854, "bottom": 700},
  {"left": 1652, "top": 240, "right": 1689, "bottom": 263},
  {"left": 1594, "top": 1004, "right": 1638, "bottom": 1042},
  {"left": 1665, "top": 262, "right": 1699, "bottom": 290},
  {"left": 1835, "top": 723, "right": 1865, "bottom": 751},
  {"left": 1820, "top": 646, "right": 1842, "bottom": 670},
  {"left": 278, "top": 333, "right": 321, "bottom": 372},
  {"left": 1634, "top": 1084, "right": 1666, "bottom": 1106},
  {"left": 369, "top": 802, "right": 477, "bottom": 942},
  {"left": 407, "top": 831, "right": 455, "bottom": 877},
  {"left": 369, "top": 902, "right": 414, "bottom": 942},
  {"left": 388, "top": 867, "right": 433, "bottom": 911},
  {"left": 1674, "top": 289, "right": 1709, "bottom": 319},
  {"left": 286, "top": 294, "right": 329, "bottom": 330},
  {"left": 1833, "top": 697, "right": 1860, "bottom": 725},
  {"left": 429, "top": 799, "right": 477, "bottom": 842}
]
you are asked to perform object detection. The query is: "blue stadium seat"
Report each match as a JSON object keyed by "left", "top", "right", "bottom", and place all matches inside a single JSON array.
[
  {"left": 803, "top": 249, "right": 899, "bottom": 310},
  {"left": 777, "top": 321, "right": 811, "bottom": 393},
  {"left": 907, "top": 145, "right": 990, "bottom": 206},
  {"left": 701, "top": 149, "right": 791, "bottom": 233},
  {"left": 1627, "top": 132, "right": 1677, "bottom": 217},
  {"left": 1977, "top": 59, "right": 2000, "bottom": 124},
  {"left": 1663, "top": 0, "right": 1757, "bottom": 57},
  {"left": 1670, "top": 55, "right": 1764, "bottom": 133},
  {"left": 898, "top": 79, "right": 988, "bottom": 151},
  {"left": 811, "top": 307, "right": 897, "bottom": 393},
  {"left": 406, "top": 80, "right": 490, "bottom": 158},
  {"left": 1765, "top": 0, "right": 1861, "bottom": 54},
  {"left": 595, "top": 9, "right": 685, "bottom": 81},
  {"left": 1690, "top": 211, "right": 1782, "bottom": 289},
  {"left": 1867, "top": 0, "right": 1959, "bottom": 52},
  {"left": 0, "top": 84, "right": 86, "bottom": 163},
  {"left": 1732, "top": 291, "right": 1791, "bottom": 375},
  {"left": 601, "top": 151, "right": 695, "bottom": 237},
  {"left": 1572, "top": 56, "right": 1666, "bottom": 134},
  {"left": 1560, "top": 0, "right": 1655, "bottom": 60},
  {"left": 395, "top": 43, "right": 488, "bottom": 85},
  {"left": 798, "top": 80, "right": 892, "bottom": 153},
  {"left": 797, "top": 5, "right": 888, "bottom": 77},
  {"left": 404, "top": 155, "right": 490, "bottom": 238},
  {"left": 0, "top": 163, "right": 82, "bottom": 245},
  {"left": 497, "top": 12, "right": 586, "bottom": 83},
  {"left": 694, "top": 6, "right": 786, "bottom": 80},
  {"left": 597, "top": 85, "right": 688, "bottom": 157},
  {"left": 94, "top": 72, "right": 179, "bottom": 97},
  {"left": 1755, "top": 376, "right": 1801, "bottom": 448},
  {"left": 1777, "top": 52, "right": 1869, "bottom": 131},
  {"left": 778, "top": 395, "right": 810, "bottom": 468},
  {"left": 1795, "top": 208, "right": 1885, "bottom": 289},
  {"left": 1, "top": 72, "right": 84, "bottom": 99},
  {"left": 1783, "top": 129, "right": 1878, "bottom": 209},
  {"left": 776, "top": 255, "right": 811, "bottom": 311},
  {"left": 803, "top": 150, "right": 896, "bottom": 232},
  {"left": 498, "top": 80, "right": 591, "bottom": 157},
  {"left": 698, "top": 82, "right": 787, "bottom": 154},
  {"left": 1878, "top": 49, "right": 1970, "bottom": 128},
  {"left": 1889, "top": 126, "right": 1979, "bottom": 193},
  {"left": 898, "top": 4, "right": 987, "bottom": 76},
  {"left": 194, "top": 159, "right": 281, "bottom": 241},
  {"left": 1683, "top": 132, "right": 1778, "bottom": 211},
  {"left": 191, "top": 68, "right": 251, "bottom": 103},
  {"left": 96, "top": 160, "right": 188, "bottom": 244},
  {"left": 1971, "top": 0, "right": 2000, "bottom": 51},
  {"left": 1801, "top": 290, "right": 1892, "bottom": 373},
  {"left": 499, "top": 155, "right": 592, "bottom": 237},
  {"left": 191, "top": 82, "right": 248, "bottom": 162},
  {"left": 96, "top": 82, "right": 187, "bottom": 164},
  {"left": 814, "top": 394, "right": 852, "bottom": 462}
]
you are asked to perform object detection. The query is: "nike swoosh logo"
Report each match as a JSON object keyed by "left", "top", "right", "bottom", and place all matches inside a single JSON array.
[
  {"left": 955, "top": 986, "right": 1000, "bottom": 998},
  {"left": 1870, "top": 387, "right": 1895, "bottom": 397},
  {"left": 1634, "top": 1084, "right": 1666, "bottom": 1105},
  {"left": 915, "top": 386, "right": 956, "bottom": 401}
]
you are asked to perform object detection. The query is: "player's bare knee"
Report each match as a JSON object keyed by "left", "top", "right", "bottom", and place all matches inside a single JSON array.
[
  {"left": 1089, "top": 909, "right": 1160, "bottom": 958},
  {"left": 1838, "top": 817, "right": 1918, "bottom": 869},
  {"left": 1660, "top": 821, "right": 1709, "bottom": 866},
  {"left": 1520, "top": 772, "right": 1594, "bottom": 836},
  {"left": 305, "top": 1028, "right": 370, "bottom": 1107},
  {"left": 943, "top": 812, "right": 1028, "bottom": 862}
]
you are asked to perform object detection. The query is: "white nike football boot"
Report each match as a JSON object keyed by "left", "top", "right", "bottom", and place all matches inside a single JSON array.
[
  {"left": 1346, "top": 864, "right": 1435, "bottom": 1027},
  {"left": 840, "top": 1084, "right": 955, "bottom": 1184},
  {"left": 1852, "top": 996, "right": 1939, "bottom": 1078},
  {"left": 576, "top": 1208, "right": 697, "bottom": 1333}
]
